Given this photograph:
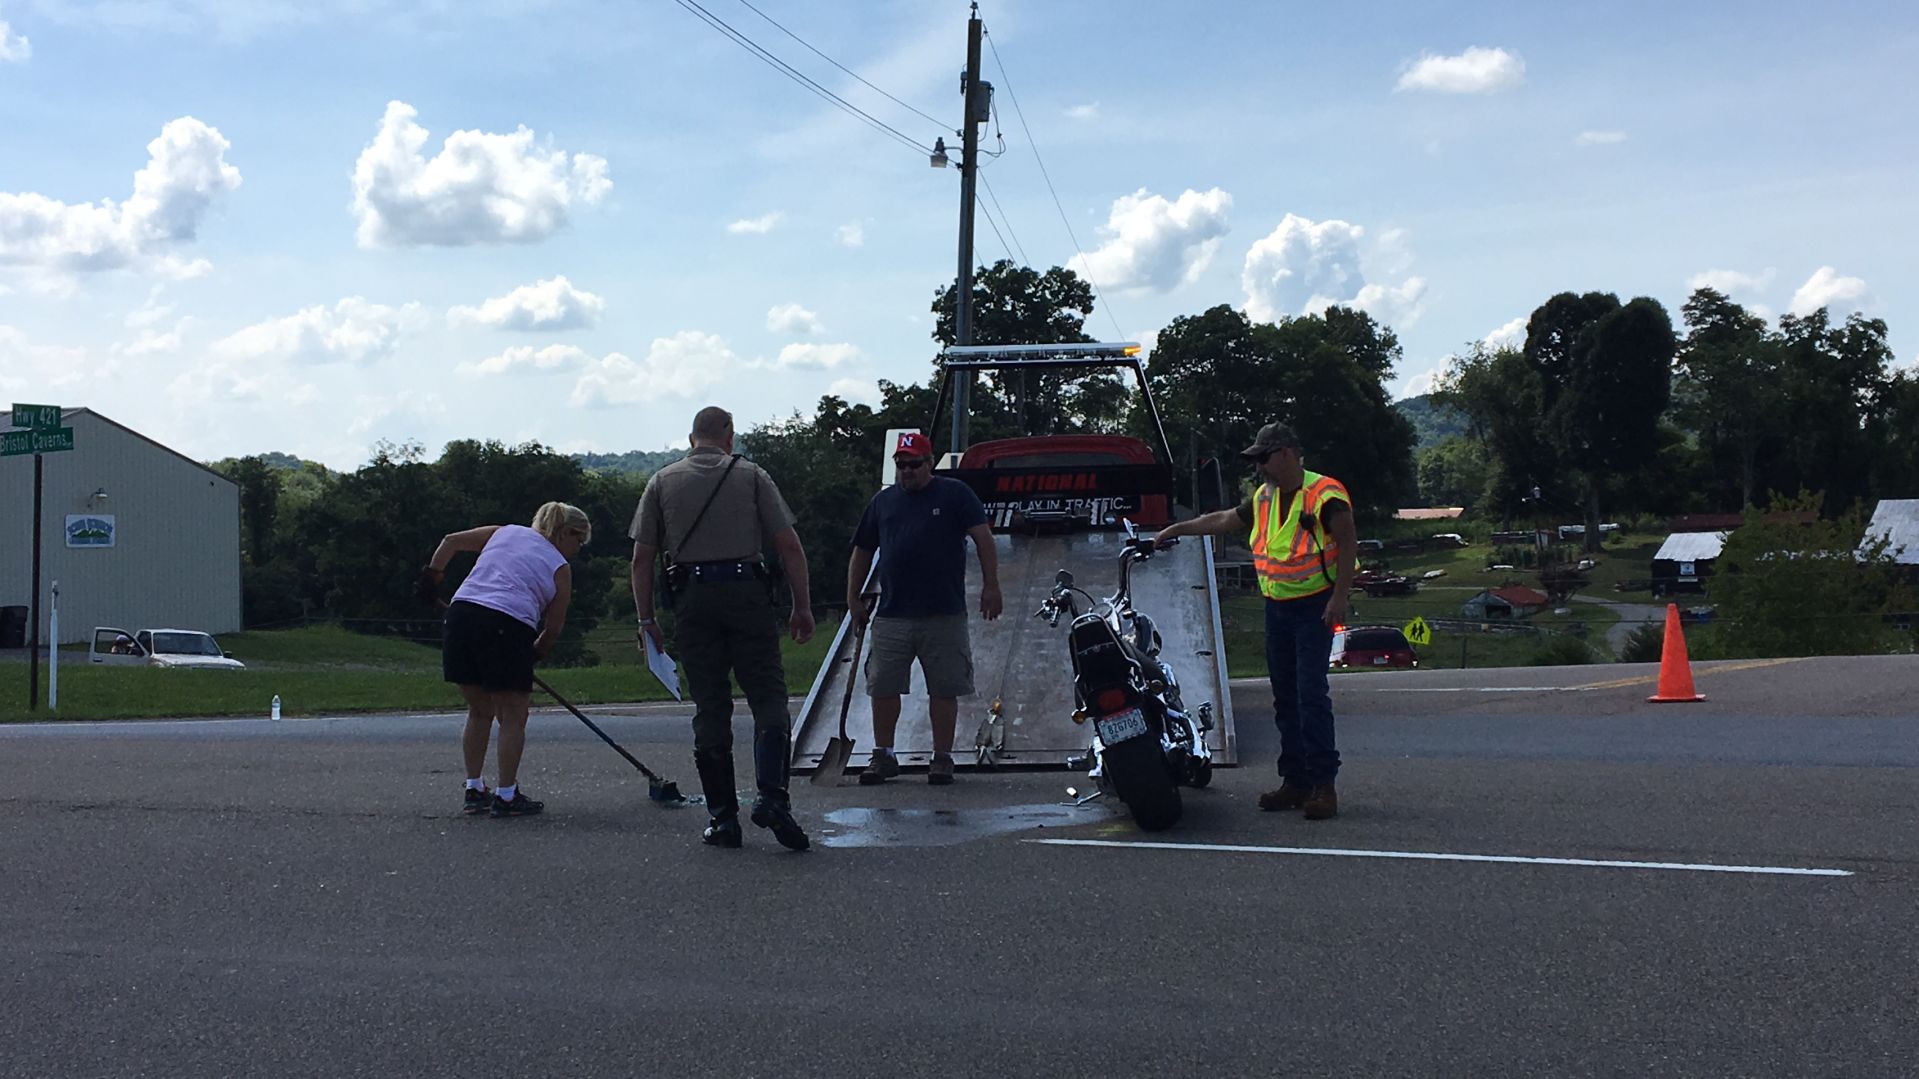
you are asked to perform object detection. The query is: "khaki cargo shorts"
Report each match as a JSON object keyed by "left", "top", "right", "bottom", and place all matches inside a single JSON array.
[{"left": 864, "top": 614, "right": 975, "bottom": 698}]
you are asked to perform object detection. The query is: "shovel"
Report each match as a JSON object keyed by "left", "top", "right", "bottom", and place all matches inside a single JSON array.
[{"left": 810, "top": 610, "right": 870, "bottom": 786}]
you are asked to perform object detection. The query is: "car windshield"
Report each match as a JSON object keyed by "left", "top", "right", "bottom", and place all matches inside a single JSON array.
[
  {"left": 151, "top": 632, "right": 222, "bottom": 656},
  {"left": 1347, "top": 629, "right": 1408, "bottom": 652}
]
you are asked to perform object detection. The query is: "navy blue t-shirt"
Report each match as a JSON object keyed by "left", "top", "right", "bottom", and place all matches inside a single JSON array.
[{"left": 852, "top": 477, "right": 989, "bottom": 618}]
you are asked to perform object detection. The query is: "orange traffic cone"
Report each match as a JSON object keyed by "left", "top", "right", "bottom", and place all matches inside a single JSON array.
[{"left": 1648, "top": 602, "right": 1705, "bottom": 703}]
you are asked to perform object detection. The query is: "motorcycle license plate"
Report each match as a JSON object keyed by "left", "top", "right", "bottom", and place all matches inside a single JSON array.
[{"left": 1096, "top": 707, "right": 1149, "bottom": 744}]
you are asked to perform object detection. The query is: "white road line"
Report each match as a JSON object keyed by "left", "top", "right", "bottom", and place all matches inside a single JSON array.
[
  {"left": 1027, "top": 838, "right": 1853, "bottom": 877},
  {"left": 1366, "top": 686, "right": 1581, "bottom": 693}
]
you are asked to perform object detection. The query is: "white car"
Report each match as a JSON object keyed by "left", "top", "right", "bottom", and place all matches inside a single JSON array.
[{"left": 90, "top": 627, "right": 246, "bottom": 670}]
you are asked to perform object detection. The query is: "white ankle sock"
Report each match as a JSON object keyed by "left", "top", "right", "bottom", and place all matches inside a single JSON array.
[
  {"left": 497, "top": 784, "right": 516, "bottom": 801},
  {"left": 465, "top": 778, "right": 487, "bottom": 791},
  {"left": 875, "top": 746, "right": 896, "bottom": 758}
]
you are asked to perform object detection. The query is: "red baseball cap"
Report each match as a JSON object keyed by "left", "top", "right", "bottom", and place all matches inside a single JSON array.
[{"left": 894, "top": 432, "right": 932, "bottom": 458}]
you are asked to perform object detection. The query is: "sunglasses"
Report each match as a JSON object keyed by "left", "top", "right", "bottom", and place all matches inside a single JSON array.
[{"left": 895, "top": 457, "right": 930, "bottom": 470}]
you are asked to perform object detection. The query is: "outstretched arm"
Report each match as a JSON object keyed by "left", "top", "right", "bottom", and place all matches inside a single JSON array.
[
  {"left": 427, "top": 525, "right": 501, "bottom": 572},
  {"left": 1154, "top": 507, "right": 1243, "bottom": 546}
]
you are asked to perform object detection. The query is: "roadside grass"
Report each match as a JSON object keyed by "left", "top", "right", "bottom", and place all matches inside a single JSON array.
[{"left": 2, "top": 617, "right": 847, "bottom": 723}]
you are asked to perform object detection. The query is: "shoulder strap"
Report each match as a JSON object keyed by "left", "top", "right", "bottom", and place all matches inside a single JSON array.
[{"left": 668, "top": 454, "right": 743, "bottom": 558}]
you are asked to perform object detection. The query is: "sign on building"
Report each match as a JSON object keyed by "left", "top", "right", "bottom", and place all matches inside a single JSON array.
[{"left": 66, "top": 515, "right": 116, "bottom": 548}]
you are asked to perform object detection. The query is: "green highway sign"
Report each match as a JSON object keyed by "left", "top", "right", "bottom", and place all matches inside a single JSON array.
[
  {"left": 9, "top": 403, "right": 62, "bottom": 429},
  {"left": 1, "top": 426, "right": 75, "bottom": 456}
]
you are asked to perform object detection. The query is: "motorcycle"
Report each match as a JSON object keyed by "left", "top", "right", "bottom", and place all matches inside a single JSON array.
[{"left": 1035, "top": 527, "right": 1214, "bottom": 830}]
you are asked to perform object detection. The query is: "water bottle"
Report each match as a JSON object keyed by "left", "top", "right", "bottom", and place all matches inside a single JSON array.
[{"left": 271, "top": 694, "right": 282, "bottom": 721}]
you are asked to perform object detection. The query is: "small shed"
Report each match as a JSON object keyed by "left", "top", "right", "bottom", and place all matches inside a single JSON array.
[
  {"left": 1652, "top": 531, "right": 1728, "bottom": 595},
  {"left": 1462, "top": 585, "right": 1549, "bottom": 619},
  {"left": 1860, "top": 499, "right": 1919, "bottom": 576}
]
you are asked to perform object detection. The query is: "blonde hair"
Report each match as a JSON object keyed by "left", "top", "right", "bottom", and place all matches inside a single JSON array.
[{"left": 531, "top": 502, "right": 592, "bottom": 545}]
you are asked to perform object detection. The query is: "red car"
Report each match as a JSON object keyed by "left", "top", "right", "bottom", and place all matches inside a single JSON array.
[{"left": 1330, "top": 626, "right": 1419, "bottom": 669}]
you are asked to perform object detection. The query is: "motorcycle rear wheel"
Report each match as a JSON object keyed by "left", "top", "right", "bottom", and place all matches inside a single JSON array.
[{"left": 1103, "top": 737, "right": 1182, "bottom": 831}]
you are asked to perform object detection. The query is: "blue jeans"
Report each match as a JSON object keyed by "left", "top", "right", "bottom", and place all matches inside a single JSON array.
[{"left": 1264, "top": 590, "right": 1340, "bottom": 784}]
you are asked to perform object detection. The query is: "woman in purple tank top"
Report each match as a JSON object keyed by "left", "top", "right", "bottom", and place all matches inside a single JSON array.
[{"left": 421, "top": 501, "right": 590, "bottom": 819}]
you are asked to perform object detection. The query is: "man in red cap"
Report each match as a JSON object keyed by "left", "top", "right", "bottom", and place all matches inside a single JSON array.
[{"left": 845, "top": 431, "right": 1002, "bottom": 784}]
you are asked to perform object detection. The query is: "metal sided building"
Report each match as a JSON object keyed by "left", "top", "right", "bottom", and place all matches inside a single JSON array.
[{"left": 2, "top": 409, "right": 241, "bottom": 644}]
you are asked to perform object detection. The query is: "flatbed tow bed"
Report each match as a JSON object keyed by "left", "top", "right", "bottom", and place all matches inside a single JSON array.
[{"left": 791, "top": 343, "right": 1237, "bottom": 773}]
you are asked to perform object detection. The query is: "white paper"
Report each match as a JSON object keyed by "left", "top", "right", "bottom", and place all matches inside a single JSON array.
[{"left": 643, "top": 633, "right": 682, "bottom": 701}]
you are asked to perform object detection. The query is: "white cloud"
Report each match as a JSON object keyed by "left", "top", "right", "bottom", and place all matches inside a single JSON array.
[
  {"left": 467, "top": 344, "right": 592, "bottom": 376},
  {"left": 1398, "top": 363, "right": 1445, "bottom": 399},
  {"left": 827, "top": 377, "right": 880, "bottom": 405},
  {"left": 1242, "top": 213, "right": 1427, "bottom": 327},
  {"left": 1789, "top": 266, "right": 1872, "bottom": 317},
  {"left": 345, "top": 390, "right": 445, "bottom": 437},
  {"left": 1483, "top": 315, "right": 1527, "bottom": 350},
  {"left": 449, "top": 275, "right": 604, "bottom": 332},
  {"left": 766, "top": 303, "right": 823, "bottom": 336},
  {"left": 0, "top": 324, "right": 98, "bottom": 388},
  {"left": 1396, "top": 47, "right": 1525, "bottom": 94},
  {"left": 214, "top": 296, "right": 426, "bottom": 365},
  {"left": 0, "top": 116, "right": 240, "bottom": 276},
  {"left": 118, "top": 321, "right": 189, "bottom": 356},
  {"left": 569, "top": 331, "right": 736, "bottom": 407},
  {"left": 768, "top": 342, "right": 860, "bottom": 371},
  {"left": 1688, "top": 268, "right": 1776, "bottom": 297},
  {"left": 0, "top": 17, "right": 29, "bottom": 61},
  {"left": 1575, "top": 130, "right": 1628, "bottom": 146},
  {"left": 166, "top": 359, "right": 320, "bottom": 406},
  {"left": 1065, "top": 102, "right": 1099, "bottom": 120},
  {"left": 836, "top": 222, "right": 864, "bottom": 248},
  {"left": 726, "top": 212, "right": 783, "bottom": 235},
  {"left": 1067, "top": 187, "right": 1232, "bottom": 293},
  {"left": 350, "top": 101, "right": 610, "bottom": 248}
]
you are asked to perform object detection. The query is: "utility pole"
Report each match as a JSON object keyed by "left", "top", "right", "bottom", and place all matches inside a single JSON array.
[
  {"left": 28, "top": 451, "right": 41, "bottom": 711},
  {"left": 949, "top": 2, "right": 986, "bottom": 456}
]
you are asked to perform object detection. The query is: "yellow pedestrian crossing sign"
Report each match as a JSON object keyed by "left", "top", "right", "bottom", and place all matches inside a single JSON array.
[{"left": 1403, "top": 616, "right": 1433, "bottom": 647}]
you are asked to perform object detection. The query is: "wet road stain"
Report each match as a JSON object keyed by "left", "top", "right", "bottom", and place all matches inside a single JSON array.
[{"left": 820, "top": 804, "right": 1103, "bottom": 848}]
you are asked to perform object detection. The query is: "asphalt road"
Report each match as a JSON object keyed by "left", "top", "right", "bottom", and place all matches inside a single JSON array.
[{"left": 3, "top": 656, "right": 1915, "bottom": 1078}]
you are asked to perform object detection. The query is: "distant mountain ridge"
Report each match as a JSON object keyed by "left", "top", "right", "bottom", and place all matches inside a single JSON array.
[
  {"left": 572, "top": 449, "right": 685, "bottom": 476},
  {"left": 1394, "top": 394, "right": 1467, "bottom": 452}
]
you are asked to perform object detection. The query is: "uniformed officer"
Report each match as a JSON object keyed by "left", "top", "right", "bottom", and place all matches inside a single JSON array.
[{"left": 630, "top": 406, "right": 816, "bottom": 850}]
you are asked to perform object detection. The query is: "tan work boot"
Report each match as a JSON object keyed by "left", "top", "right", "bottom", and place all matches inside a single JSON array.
[
  {"left": 1302, "top": 782, "right": 1338, "bottom": 820},
  {"left": 857, "top": 751, "right": 901, "bottom": 786},
  {"left": 1257, "top": 780, "right": 1313, "bottom": 811}
]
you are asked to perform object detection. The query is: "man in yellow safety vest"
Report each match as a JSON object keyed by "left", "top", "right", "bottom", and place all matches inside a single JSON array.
[{"left": 1155, "top": 422, "right": 1355, "bottom": 819}]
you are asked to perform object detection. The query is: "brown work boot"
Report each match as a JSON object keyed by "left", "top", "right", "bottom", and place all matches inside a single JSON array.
[
  {"left": 1302, "top": 782, "right": 1338, "bottom": 820},
  {"left": 1257, "top": 780, "right": 1313, "bottom": 812}
]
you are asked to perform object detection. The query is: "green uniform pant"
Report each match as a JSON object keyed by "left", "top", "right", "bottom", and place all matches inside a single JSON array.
[{"left": 675, "top": 578, "right": 792, "bottom": 756}]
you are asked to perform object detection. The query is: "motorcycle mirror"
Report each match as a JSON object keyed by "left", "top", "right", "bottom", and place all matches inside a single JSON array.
[
  {"left": 1055, "top": 569, "right": 1074, "bottom": 587},
  {"left": 1121, "top": 518, "right": 1138, "bottom": 540}
]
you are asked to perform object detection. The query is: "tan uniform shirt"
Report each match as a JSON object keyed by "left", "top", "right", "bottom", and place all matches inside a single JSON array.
[{"left": 629, "top": 447, "right": 796, "bottom": 563}]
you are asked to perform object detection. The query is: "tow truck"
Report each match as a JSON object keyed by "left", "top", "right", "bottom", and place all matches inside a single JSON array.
[{"left": 790, "top": 343, "right": 1237, "bottom": 773}]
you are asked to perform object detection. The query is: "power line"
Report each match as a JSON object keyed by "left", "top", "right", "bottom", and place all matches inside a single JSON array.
[
  {"left": 978, "top": 173, "right": 1030, "bottom": 266},
  {"left": 671, "top": 0, "right": 934, "bottom": 159},
  {"left": 974, "top": 191, "right": 1015, "bottom": 264},
  {"left": 733, "top": 0, "right": 952, "bottom": 134},
  {"left": 982, "top": 23, "right": 1126, "bottom": 340}
]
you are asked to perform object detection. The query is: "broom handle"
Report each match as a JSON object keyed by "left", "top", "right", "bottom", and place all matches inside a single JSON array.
[{"left": 532, "top": 674, "right": 663, "bottom": 783}]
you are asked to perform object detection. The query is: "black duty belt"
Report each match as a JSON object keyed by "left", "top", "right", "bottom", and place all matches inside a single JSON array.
[{"left": 684, "top": 560, "right": 766, "bottom": 582}]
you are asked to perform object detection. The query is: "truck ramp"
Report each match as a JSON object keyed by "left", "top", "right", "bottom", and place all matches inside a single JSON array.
[{"left": 793, "top": 531, "right": 1237, "bottom": 772}]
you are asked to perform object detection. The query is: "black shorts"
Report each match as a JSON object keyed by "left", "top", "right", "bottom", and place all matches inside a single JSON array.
[{"left": 442, "top": 600, "right": 537, "bottom": 693}]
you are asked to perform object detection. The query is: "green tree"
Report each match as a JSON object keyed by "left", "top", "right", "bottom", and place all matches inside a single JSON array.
[
  {"left": 1145, "top": 304, "right": 1416, "bottom": 521},
  {"left": 211, "top": 454, "right": 283, "bottom": 567},
  {"left": 1434, "top": 343, "right": 1556, "bottom": 522},
  {"left": 1416, "top": 436, "right": 1490, "bottom": 510},
  {"left": 930, "top": 260, "right": 1116, "bottom": 435},
  {"left": 1773, "top": 310, "right": 1892, "bottom": 515},
  {"left": 1674, "top": 288, "right": 1779, "bottom": 510},
  {"left": 1708, "top": 490, "right": 1913, "bottom": 657}
]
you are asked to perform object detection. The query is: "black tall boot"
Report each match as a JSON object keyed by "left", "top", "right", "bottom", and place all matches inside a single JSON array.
[
  {"left": 693, "top": 745, "right": 739, "bottom": 821},
  {"left": 748, "top": 727, "right": 809, "bottom": 851}
]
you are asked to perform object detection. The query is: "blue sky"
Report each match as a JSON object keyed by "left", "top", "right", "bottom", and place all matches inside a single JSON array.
[{"left": 2, "top": 0, "right": 1913, "bottom": 468}]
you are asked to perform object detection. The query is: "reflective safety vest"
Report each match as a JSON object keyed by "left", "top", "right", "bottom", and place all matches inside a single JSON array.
[{"left": 1249, "top": 470, "right": 1349, "bottom": 601}]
